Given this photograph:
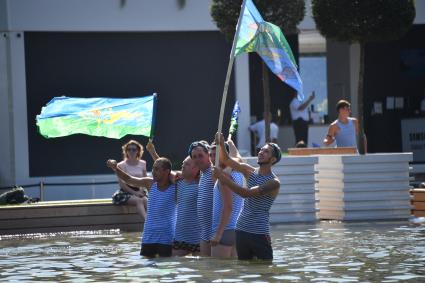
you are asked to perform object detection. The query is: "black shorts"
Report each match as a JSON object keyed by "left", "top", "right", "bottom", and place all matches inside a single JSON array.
[
  {"left": 172, "top": 240, "right": 200, "bottom": 253},
  {"left": 235, "top": 230, "right": 273, "bottom": 260},
  {"left": 140, "top": 243, "right": 172, "bottom": 258}
]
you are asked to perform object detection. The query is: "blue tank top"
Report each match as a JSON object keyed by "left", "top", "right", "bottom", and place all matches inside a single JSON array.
[
  {"left": 236, "top": 169, "right": 276, "bottom": 235},
  {"left": 174, "top": 179, "right": 200, "bottom": 244},
  {"left": 335, "top": 118, "right": 357, "bottom": 148},
  {"left": 212, "top": 171, "right": 244, "bottom": 234},
  {"left": 197, "top": 166, "right": 215, "bottom": 241},
  {"left": 142, "top": 182, "right": 176, "bottom": 245}
]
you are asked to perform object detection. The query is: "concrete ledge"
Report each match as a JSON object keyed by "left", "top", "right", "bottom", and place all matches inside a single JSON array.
[
  {"left": 288, "top": 147, "right": 357, "bottom": 155},
  {"left": 0, "top": 199, "right": 143, "bottom": 235}
]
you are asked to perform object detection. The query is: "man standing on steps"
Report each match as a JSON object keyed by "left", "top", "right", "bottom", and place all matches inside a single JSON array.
[
  {"left": 323, "top": 99, "right": 367, "bottom": 153},
  {"left": 212, "top": 132, "right": 281, "bottom": 260}
]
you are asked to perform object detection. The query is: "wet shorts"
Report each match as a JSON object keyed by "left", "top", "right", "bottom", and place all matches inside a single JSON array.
[
  {"left": 172, "top": 240, "right": 200, "bottom": 253},
  {"left": 140, "top": 243, "right": 172, "bottom": 258},
  {"left": 235, "top": 230, "right": 273, "bottom": 260},
  {"left": 219, "top": 229, "right": 236, "bottom": 246}
]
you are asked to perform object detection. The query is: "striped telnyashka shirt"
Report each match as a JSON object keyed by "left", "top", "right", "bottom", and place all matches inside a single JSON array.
[
  {"left": 212, "top": 171, "right": 244, "bottom": 234},
  {"left": 197, "top": 166, "right": 215, "bottom": 241},
  {"left": 142, "top": 182, "right": 176, "bottom": 245},
  {"left": 236, "top": 169, "right": 276, "bottom": 235},
  {"left": 174, "top": 179, "right": 200, "bottom": 245}
]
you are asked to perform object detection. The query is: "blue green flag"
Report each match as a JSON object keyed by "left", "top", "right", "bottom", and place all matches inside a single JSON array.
[
  {"left": 229, "top": 101, "right": 241, "bottom": 136},
  {"left": 235, "top": 0, "right": 304, "bottom": 100},
  {"left": 36, "top": 95, "right": 156, "bottom": 139}
]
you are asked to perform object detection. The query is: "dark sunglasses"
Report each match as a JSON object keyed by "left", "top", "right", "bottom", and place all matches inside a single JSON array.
[{"left": 126, "top": 147, "right": 139, "bottom": 152}]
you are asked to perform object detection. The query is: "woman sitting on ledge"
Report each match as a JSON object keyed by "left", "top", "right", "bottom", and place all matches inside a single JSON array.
[{"left": 111, "top": 140, "right": 148, "bottom": 221}]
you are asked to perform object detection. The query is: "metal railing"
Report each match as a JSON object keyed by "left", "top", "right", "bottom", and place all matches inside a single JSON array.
[{"left": 0, "top": 181, "right": 119, "bottom": 201}]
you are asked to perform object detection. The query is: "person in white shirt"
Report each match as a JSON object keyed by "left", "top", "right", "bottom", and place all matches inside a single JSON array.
[
  {"left": 290, "top": 92, "right": 315, "bottom": 145},
  {"left": 249, "top": 113, "right": 279, "bottom": 154}
]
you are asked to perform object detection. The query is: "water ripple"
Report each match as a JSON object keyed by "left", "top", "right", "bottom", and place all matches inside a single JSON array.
[{"left": 0, "top": 222, "right": 424, "bottom": 281}]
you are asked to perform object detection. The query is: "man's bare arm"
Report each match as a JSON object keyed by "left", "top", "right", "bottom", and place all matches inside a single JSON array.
[
  {"left": 146, "top": 140, "right": 160, "bottom": 161},
  {"left": 323, "top": 124, "right": 336, "bottom": 145},
  {"left": 297, "top": 92, "right": 315, "bottom": 111},
  {"left": 227, "top": 138, "right": 242, "bottom": 162},
  {"left": 145, "top": 142, "right": 179, "bottom": 183},
  {"left": 216, "top": 132, "right": 254, "bottom": 178},
  {"left": 107, "top": 159, "right": 153, "bottom": 188},
  {"left": 213, "top": 167, "right": 280, "bottom": 198}
]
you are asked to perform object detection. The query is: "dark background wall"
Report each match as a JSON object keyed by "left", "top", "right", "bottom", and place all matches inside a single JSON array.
[
  {"left": 364, "top": 25, "right": 425, "bottom": 154},
  {"left": 25, "top": 31, "right": 235, "bottom": 177}
]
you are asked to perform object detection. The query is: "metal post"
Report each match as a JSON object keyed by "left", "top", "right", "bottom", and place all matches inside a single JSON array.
[{"left": 39, "top": 181, "right": 44, "bottom": 201}]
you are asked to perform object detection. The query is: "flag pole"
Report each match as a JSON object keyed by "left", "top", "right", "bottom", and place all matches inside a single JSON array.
[
  {"left": 215, "top": 0, "right": 247, "bottom": 168},
  {"left": 149, "top": 93, "right": 158, "bottom": 142}
]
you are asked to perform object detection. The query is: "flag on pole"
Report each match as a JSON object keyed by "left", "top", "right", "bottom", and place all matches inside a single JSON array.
[
  {"left": 229, "top": 101, "right": 241, "bottom": 137},
  {"left": 36, "top": 95, "right": 156, "bottom": 139},
  {"left": 235, "top": 0, "right": 304, "bottom": 100}
]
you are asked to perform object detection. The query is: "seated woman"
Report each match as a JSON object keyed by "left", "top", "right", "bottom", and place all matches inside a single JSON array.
[{"left": 112, "top": 140, "right": 148, "bottom": 220}]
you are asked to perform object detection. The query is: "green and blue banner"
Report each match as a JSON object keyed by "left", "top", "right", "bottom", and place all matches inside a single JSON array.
[
  {"left": 229, "top": 101, "right": 241, "bottom": 136},
  {"left": 36, "top": 94, "right": 157, "bottom": 139},
  {"left": 235, "top": 0, "right": 304, "bottom": 100}
]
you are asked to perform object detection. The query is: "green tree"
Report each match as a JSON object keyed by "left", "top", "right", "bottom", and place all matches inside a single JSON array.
[
  {"left": 211, "top": 0, "right": 305, "bottom": 143},
  {"left": 312, "top": 0, "right": 415, "bottom": 153}
]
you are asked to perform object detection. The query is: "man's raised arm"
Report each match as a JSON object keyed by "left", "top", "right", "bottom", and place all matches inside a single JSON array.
[
  {"left": 213, "top": 166, "right": 280, "bottom": 198},
  {"left": 107, "top": 159, "right": 153, "bottom": 189},
  {"left": 216, "top": 132, "right": 254, "bottom": 179}
]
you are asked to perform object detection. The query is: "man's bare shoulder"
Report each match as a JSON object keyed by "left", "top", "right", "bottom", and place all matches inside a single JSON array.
[
  {"left": 329, "top": 120, "right": 339, "bottom": 127},
  {"left": 237, "top": 162, "right": 256, "bottom": 177}
]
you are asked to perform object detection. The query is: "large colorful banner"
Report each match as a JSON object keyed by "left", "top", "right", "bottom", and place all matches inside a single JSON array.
[
  {"left": 235, "top": 0, "right": 304, "bottom": 100},
  {"left": 36, "top": 95, "right": 156, "bottom": 139}
]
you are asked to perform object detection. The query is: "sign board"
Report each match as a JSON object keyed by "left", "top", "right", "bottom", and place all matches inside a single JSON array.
[{"left": 401, "top": 118, "right": 425, "bottom": 162}]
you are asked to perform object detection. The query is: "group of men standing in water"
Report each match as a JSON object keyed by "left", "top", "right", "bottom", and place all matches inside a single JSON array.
[{"left": 107, "top": 132, "right": 282, "bottom": 261}]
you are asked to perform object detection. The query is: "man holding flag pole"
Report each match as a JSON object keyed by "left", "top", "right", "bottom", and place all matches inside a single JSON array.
[
  {"left": 212, "top": 0, "right": 302, "bottom": 260},
  {"left": 214, "top": 0, "right": 303, "bottom": 166}
]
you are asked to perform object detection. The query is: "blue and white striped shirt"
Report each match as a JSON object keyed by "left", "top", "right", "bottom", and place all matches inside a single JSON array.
[
  {"left": 142, "top": 182, "right": 176, "bottom": 245},
  {"left": 174, "top": 179, "right": 200, "bottom": 245},
  {"left": 197, "top": 166, "right": 215, "bottom": 241},
  {"left": 212, "top": 171, "right": 244, "bottom": 233},
  {"left": 236, "top": 169, "right": 276, "bottom": 235}
]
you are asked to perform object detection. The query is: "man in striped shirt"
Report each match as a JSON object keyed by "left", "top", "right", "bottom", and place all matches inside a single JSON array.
[
  {"left": 146, "top": 141, "right": 201, "bottom": 256},
  {"left": 188, "top": 141, "right": 214, "bottom": 256},
  {"left": 107, "top": 157, "right": 176, "bottom": 258},
  {"left": 209, "top": 142, "right": 244, "bottom": 258},
  {"left": 212, "top": 132, "right": 281, "bottom": 260}
]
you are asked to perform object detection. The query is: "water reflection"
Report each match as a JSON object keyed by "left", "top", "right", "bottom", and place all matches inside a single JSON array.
[{"left": 1, "top": 221, "right": 424, "bottom": 282}]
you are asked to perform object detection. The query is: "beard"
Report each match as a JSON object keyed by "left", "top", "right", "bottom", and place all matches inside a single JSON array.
[{"left": 257, "top": 158, "right": 271, "bottom": 165}]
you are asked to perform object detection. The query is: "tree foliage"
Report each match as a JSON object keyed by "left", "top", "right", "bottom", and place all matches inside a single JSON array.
[
  {"left": 211, "top": 0, "right": 305, "bottom": 42},
  {"left": 312, "top": 0, "right": 415, "bottom": 43}
]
